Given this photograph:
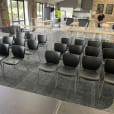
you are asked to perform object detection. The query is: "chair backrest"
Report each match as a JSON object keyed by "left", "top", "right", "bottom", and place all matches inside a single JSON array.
[
  {"left": 37, "top": 34, "right": 47, "bottom": 44},
  {"left": 26, "top": 32, "right": 35, "bottom": 40},
  {"left": 16, "top": 32, "right": 25, "bottom": 39},
  {"left": 82, "top": 56, "right": 102, "bottom": 70},
  {"left": 85, "top": 46, "right": 100, "bottom": 57},
  {"left": 103, "top": 48, "right": 114, "bottom": 59},
  {"left": 88, "top": 40, "right": 100, "bottom": 47},
  {"left": 12, "top": 45, "right": 25, "bottom": 59},
  {"left": 75, "top": 39, "right": 85, "bottom": 46},
  {"left": 63, "top": 53, "right": 80, "bottom": 68},
  {"left": 61, "top": 38, "right": 71, "bottom": 47},
  {"left": 105, "top": 59, "right": 114, "bottom": 74},
  {"left": 0, "top": 44, "right": 9, "bottom": 56},
  {"left": 102, "top": 42, "right": 114, "bottom": 49},
  {"left": 27, "top": 39, "right": 38, "bottom": 50},
  {"left": 54, "top": 43, "right": 67, "bottom": 54},
  {"left": 45, "top": 50, "right": 60, "bottom": 64},
  {"left": 69, "top": 45, "right": 83, "bottom": 55},
  {"left": 3, "top": 36, "right": 13, "bottom": 46},
  {"left": 14, "top": 38, "right": 25, "bottom": 46}
]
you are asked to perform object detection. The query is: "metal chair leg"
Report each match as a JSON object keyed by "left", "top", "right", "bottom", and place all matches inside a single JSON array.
[
  {"left": 55, "top": 72, "right": 59, "bottom": 88},
  {"left": 98, "top": 81, "right": 104, "bottom": 100}
]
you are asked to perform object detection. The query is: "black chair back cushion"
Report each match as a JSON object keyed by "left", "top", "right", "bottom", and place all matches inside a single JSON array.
[
  {"left": 3, "top": 36, "right": 13, "bottom": 46},
  {"left": 85, "top": 46, "right": 100, "bottom": 57},
  {"left": 0, "top": 44, "right": 9, "bottom": 56},
  {"left": 14, "top": 38, "right": 25, "bottom": 46},
  {"left": 103, "top": 48, "right": 114, "bottom": 59},
  {"left": 12, "top": 45, "right": 25, "bottom": 58},
  {"left": 105, "top": 59, "right": 114, "bottom": 74},
  {"left": 88, "top": 40, "right": 100, "bottom": 47},
  {"left": 75, "top": 39, "right": 85, "bottom": 46},
  {"left": 26, "top": 32, "right": 35, "bottom": 40},
  {"left": 45, "top": 50, "right": 60, "bottom": 64},
  {"left": 61, "top": 38, "right": 71, "bottom": 47},
  {"left": 69, "top": 45, "right": 83, "bottom": 55},
  {"left": 82, "top": 56, "right": 101, "bottom": 70},
  {"left": 16, "top": 32, "right": 25, "bottom": 39},
  {"left": 63, "top": 53, "right": 80, "bottom": 67},
  {"left": 38, "top": 35, "right": 47, "bottom": 44},
  {"left": 54, "top": 43, "right": 67, "bottom": 54},
  {"left": 27, "top": 39, "right": 38, "bottom": 50},
  {"left": 102, "top": 42, "right": 114, "bottom": 49}
]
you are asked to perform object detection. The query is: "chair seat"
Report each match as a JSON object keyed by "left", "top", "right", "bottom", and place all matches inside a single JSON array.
[
  {"left": 3, "top": 57, "right": 21, "bottom": 65},
  {"left": 79, "top": 69, "right": 100, "bottom": 81},
  {"left": 0, "top": 56, "right": 6, "bottom": 61},
  {"left": 39, "top": 63, "right": 57, "bottom": 72},
  {"left": 57, "top": 66, "right": 76, "bottom": 77},
  {"left": 104, "top": 73, "right": 114, "bottom": 84}
]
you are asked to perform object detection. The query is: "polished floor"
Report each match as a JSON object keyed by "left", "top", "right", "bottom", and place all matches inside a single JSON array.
[{"left": 0, "top": 29, "right": 114, "bottom": 113}]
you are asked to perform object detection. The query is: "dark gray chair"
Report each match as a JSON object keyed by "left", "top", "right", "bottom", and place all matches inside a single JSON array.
[
  {"left": 26, "top": 39, "right": 39, "bottom": 59},
  {"left": 16, "top": 32, "right": 25, "bottom": 39},
  {"left": 0, "top": 44, "right": 9, "bottom": 63},
  {"left": 77, "top": 55, "right": 102, "bottom": 96},
  {"left": 61, "top": 37, "right": 71, "bottom": 47},
  {"left": 37, "top": 34, "right": 47, "bottom": 47},
  {"left": 56, "top": 53, "right": 80, "bottom": 92},
  {"left": 102, "top": 42, "right": 114, "bottom": 49},
  {"left": 26, "top": 32, "right": 36, "bottom": 40},
  {"left": 69, "top": 45, "right": 83, "bottom": 55},
  {"left": 88, "top": 40, "right": 101, "bottom": 47},
  {"left": 2, "top": 45, "right": 25, "bottom": 76},
  {"left": 2, "top": 36, "right": 13, "bottom": 46},
  {"left": 85, "top": 46, "right": 100, "bottom": 57},
  {"left": 14, "top": 38, "right": 25, "bottom": 46},
  {"left": 75, "top": 39, "right": 85, "bottom": 46},
  {"left": 103, "top": 48, "right": 114, "bottom": 60},
  {"left": 54, "top": 43, "right": 67, "bottom": 56},
  {"left": 38, "top": 50, "right": 60, "bottom": 84},
  {"left": 99, "top": 59, "right": 114, "bottom": 99}
]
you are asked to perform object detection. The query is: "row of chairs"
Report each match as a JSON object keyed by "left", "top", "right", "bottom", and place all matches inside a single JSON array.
[
  {"left": 3, "top": 33, "right": 47, "bottom": 47},
  {"left": 38, "top": 50, "right": 114, "bottom": 99}
]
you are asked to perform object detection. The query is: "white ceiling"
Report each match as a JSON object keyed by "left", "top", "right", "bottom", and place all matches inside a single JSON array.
[{"left": 36, "top": 0, "right": 64, "bottom": 4}]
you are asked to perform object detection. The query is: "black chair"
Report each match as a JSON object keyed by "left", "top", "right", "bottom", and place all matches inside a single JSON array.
[
  {"left": 2, "top": 36, "right": 13, "bottom": 46},
  {"left": 88, "top": 40, "right": 100, "bottom": 47},
  {"left": 0, "top": 44, "right": 9, "bottom": 62},
  {"left": 103, "top": 48, "right": 114, "bottom": 59},
  {"left": 37, "top": 34, "right": 47, "bottom": 48},
  {"left": 69, "top": 45, "right": 83, "bottom": 55},
  {"left": 102, "top": 42, "right": 114, "bottom": 49},
  {"left": 75, "top": 39, "right": 85, "bottom": 46},
  {"left": 38, "top": 50, "right": 60, "bottom": 84},
  {"left": 77, "top": 56, "right": 102, "bottom": 96},
  {"left": 2, "top": 45, "right": 25, "bottom": 76},
  {"left": 56, "top": 53, "right": 80, "bottom": 92},
  {"left": 99, "top": 59, "right": 114, "bottom": 99},
  {"left": 14, "top": 38, "right": 25, "bottom": 46},
  {"left": 26, "top": 32, "right": 36, "bottom": 40},
  {"left": 26, "top": 39, "right": 40, "bottom": 59},
  {"left": 61, "top": 37, "right": 71, "bottom": 47},
  {"left": 54, "top": 43, "right": 67, "bottom": 56},
  {"left": 16, "top": 32, "right": 25, "bottom": 39},
  {"left": 85, "top": 46, "right": 100, "bottom": 57}
]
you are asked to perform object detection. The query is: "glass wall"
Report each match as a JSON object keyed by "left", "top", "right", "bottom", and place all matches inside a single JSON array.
[{"left": 7, "top": 0, "right": 29, "bottom": 25}]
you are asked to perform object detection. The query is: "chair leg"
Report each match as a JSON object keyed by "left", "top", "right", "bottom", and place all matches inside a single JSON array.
[
  {"left": 2, "top": 63, "right": 5, "bottom": 77},
  {"left": 98, "top": 81, "right": 104, "bottom": 101},
  {"left": 37, "top": 51, "right": 41, "bottom": 62},
  {"left": 55, "top": 72, "right": 59, "bottom": 88},
  {"left": 74, "top": 76, "right": 77, "bottom": 93},
  {"left": 37, "top": 69, "right": 40, "bottom": 85}
]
